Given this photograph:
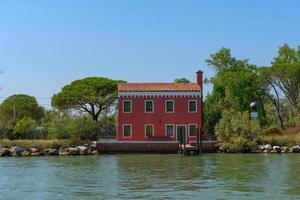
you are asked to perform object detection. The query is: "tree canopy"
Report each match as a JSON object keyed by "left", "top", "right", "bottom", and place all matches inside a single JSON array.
[
  {"left": 204, "top": 48, "right": 266, "bottom": 134},
  {"left": 52, "top": 77, "right": 125, "bottom": 121},
  {"left": 174, "top": 78, "right": 191, "bottom": 83},
  {"left": 0, "top": 94, "right": 45, "bottom": 125}
]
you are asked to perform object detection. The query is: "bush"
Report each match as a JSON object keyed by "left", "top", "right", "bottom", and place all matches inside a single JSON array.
[
  {"left": 47, "top": 115, "right": 98, "bottom": 140},
  {"left": 262, "top": 125, "right": 282, "bottom": 136},
  {"left": 12, "top": 117, "right": 37, "bottom": 139},
  {"left": 215, "top": 110, "right": 261, "bottom": 152}
]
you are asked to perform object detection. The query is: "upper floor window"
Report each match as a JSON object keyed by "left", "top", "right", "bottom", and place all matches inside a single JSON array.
[
  {"left": 123, "top": 100, "right": 132, "bottom": 113},
  {"left": 189, "top": 124, "right": 197, "bottom": 137},
  {"left": 188, "top": 100, "right": 197, "bottom": 112},
  {"left": 165, "top": 100, "right": 174, "bottom": 113},
  {"left": 123, "top": 124, "right": 132, "bottom": 138},
  {"left": 145, "top": 100, "right": 154, "bottom": 113},
  {"left": 145, "top": 124, "right": 154, "bottom": 137}
]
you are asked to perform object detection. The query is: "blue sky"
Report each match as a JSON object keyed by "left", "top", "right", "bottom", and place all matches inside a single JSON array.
[{"left": 1, "top": 0, "right": 300, "bottom": 108}]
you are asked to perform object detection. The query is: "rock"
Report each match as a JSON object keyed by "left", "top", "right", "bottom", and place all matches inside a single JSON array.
[
  {"left": 263, "top": 149, "right": 269, "bottom": 153},
  {"left": 281, "top": 147, "right": 289, "bottom": 153},
  {"left": 21, "top": 151, "right": 31, "bottom": 156},
  {"left": 68, "top": 148, "right": 79, "bottom": 155},
  {"left": 91, "top": 150, "right": 98, "bottom": 155},
  {"left": 273, "top": 146, "right": 281, "bottom": 153},
  {"left": 9, "top": 146, "right": 24, "bottom": 156},
  {"left": 291, "top": 145, "right": 300, "bottom": 153},
  {"left": 90, "top": 145, "right": 97, "bottom": 152},
  {"left": 76, "top": 146, "right": 88, "bottom": 155},
  {"left": 1, "top": 148, "right": 10, "bottom": 156},
  {"left": 31, "top": 152, "right": 42, "bottom": 156},
  {"left": 59, "top": 148, "right": 69, "bottom": 156},
  {"left": 44, "top": 149, "right": 58, "bottom": 156},
  {"left": 30, "top": 148, "right": 39, "bottom": 153},
  {"left": 257, "top": 145, "right": 264, "bottom": 151},
  {"left": 264, "top": 144, "right": 272, "bottom": 151}
]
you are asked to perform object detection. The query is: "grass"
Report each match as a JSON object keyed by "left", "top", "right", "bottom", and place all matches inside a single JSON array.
[
  {"left": 260, "top": 134, "right": 300, "bottom": 147},
  {"left": 0, "top": 139, "right": 87, "bottom": 149}
]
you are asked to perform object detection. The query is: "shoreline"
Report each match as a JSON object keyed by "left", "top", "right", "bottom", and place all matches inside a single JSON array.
[{"left": 1, "top": 144, "right": 300, "bottom": 157}]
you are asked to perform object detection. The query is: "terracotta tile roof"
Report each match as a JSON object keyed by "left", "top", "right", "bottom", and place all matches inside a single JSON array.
[{"left": 118, "top": 83, "right": 201, "bottom": 92}]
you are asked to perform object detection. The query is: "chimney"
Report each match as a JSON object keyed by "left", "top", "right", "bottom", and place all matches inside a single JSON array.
[{"left": 196, "top": 70, "right": 203, "bottom": 89}]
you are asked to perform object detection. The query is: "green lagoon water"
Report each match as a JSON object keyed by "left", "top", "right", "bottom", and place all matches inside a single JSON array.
[{"left": 0, "top": 154, "right": 300, "bottom": 200}]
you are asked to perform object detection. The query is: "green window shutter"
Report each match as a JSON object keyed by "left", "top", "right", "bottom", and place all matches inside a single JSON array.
[
  {"left": 123, "top": 101, "right": 131, "bottom": 113},
  {"left": 189, "top": 125, "right": 197, "bottom": 136},
  {"left": 123, "top": 125, "right": 131, "bottom": 137},
  {"left": 166, "top": 101, "right": 174, "bottom": 112},
  {"left": 189, "top": 101, "right": 197, "bottom": 112},
  {"left": 145, "top": 101, "right": 153, "bottom": 112},
  {"left": 145, "top": 125, "right": 153, "bottom": 137}
]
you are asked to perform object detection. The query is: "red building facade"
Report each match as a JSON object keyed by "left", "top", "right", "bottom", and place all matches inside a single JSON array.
[{"left": 117, "top": 71, "right": 203, "bottom": 144}]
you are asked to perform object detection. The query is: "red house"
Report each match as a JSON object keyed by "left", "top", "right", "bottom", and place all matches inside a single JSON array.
[{"left": 117, "top": 70, "right": 203, "bottom": 145}]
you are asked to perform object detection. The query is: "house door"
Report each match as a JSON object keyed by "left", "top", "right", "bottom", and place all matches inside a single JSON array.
[{"left": 176, "top": 126, "right": 186, "bottom": 145}]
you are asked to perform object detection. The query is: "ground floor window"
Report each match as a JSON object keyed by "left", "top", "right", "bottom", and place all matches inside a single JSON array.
[
  {"left": 189, "top": 124, "right": 197, "bottom": 137},
  {"left": 145, "top": 124, "right": 154, "bottom": 137},
  {"left": 123, "top": 124, "right": 132, "bottom": 138},
  {"left": 166, "top": 124, "right": 174, "bottom": 137}
]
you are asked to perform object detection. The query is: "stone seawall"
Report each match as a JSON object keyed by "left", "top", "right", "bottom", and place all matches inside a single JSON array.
[{"left": 97, "top": 141, "right": 218, "bottom": 153}]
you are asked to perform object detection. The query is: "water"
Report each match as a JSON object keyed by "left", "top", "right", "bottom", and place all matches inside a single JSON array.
[{"left": 0, "top": 154, "right": 299, "bottom": 200}]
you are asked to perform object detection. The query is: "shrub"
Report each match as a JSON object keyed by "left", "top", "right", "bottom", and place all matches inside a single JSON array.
[
  {"left": 215, "top": 110, "right": 261, "bottom": 152},
  {"left": 12, "top": 117, "right": 37, "bottom": 139},
  {"left": 47, "top": 115, "right": 97, "bottom": 140},
  {"left": 262, "top": 125, "right": 282, "bottom": 136}
]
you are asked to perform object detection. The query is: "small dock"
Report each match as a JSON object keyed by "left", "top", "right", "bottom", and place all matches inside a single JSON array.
[{"left": 178, "top": 140, "right": 218, "bottom": 156}]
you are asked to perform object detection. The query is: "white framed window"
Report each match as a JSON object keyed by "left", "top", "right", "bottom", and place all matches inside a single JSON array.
[
  {"left": 165, "top": 124, "right": 174, "bottom": 137},
  {"left": 145, "top": 124, "right": 154, "bottom": 137},
  {"left": 188, "top": 124, "right": 197, "bottom": 137},
  {"left": 123, "top": 124, "right": 132, "bottom": 138},
  {"left": 188, "top": 100, "right": 197, "bottom": 113},
  {"left": 165, "top": 100, "right": 174, "bottom": 113},
  {"left": 123, "top": 100, "right": 132, "bottom": 113},
  {"left": 145, "top": 100, "right": 154, "bottom": 113}
]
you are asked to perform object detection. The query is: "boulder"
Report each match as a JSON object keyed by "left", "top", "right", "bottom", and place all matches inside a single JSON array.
[
  {"left": 31, "top": 152, "right": 42, "bottom": 156},
  {"left": 68, "top": 148, "right": 79, "bottom": 155},
  {"left": 21, "top": 151, "right": 31, "bottom": 156},
  {"left": 76, "top": 146, "right": 88, "bottom": 155},
  {"left": 30, "top": 148, "right": 39, "bottom": 153},
  {"left": 44, "top": 149, "right": 59, "bottom": 156},
  {"left": 273, "top": 146, "right": 281, "bottom": 153},
  {"left": 1, "top": 148, "right": 10, "bottom": 156},
  {"left": 9, "top": 146, "right": 24, "bottom": 156},
  {"left": 90, "top": 145, "right": 97, "bottom": 152},
  {"left": 264, "top": 144, "right": 272, "bottom": 151},
  {"left": 59, "top": 148, "right": 69, "bottom": 156},
  {"left": 92, "top": 150, "right": 98, "bottom": 155},
  {"left": 291, "top": 145, "right": 300, "bottom": 153},
  {"left": 257, "top": 145, "right": 264, "bottom": 151},
  {"left": 263, "top": 149, "right": 269, "bottom": 153},
  {"left": 281, "top": 147, "right": 289, "bottom": 153}
]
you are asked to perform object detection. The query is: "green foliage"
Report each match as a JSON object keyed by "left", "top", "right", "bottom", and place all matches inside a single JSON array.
[
  {"left": 174, "top": 78, "right": 191, "bottom": 83},
  {"left": 0, "top": 94, "right": 45, "bottom": 124},
  {"left": 215, "top": 110, "right": 261, "bottom": 152},
  {"left": 13, "top": 117, "right": 37, "bottom": 139},
  {"left": 47, "top": 115, "right": 98, "bottom": 140},
  {"left": 204, "top": 47, "right": 267, "bottom": 134},
  {"left": 52, "top": 77, "right": 125, "bottom": 121},
  {"left": 261, "top": 125, "right": 282, "bottom": 136}
]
